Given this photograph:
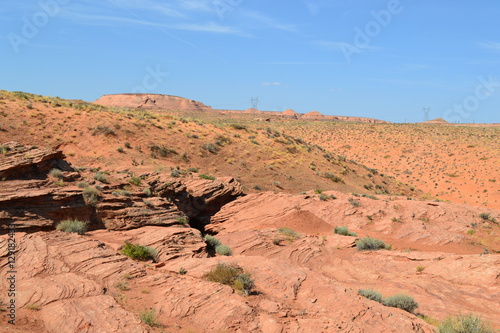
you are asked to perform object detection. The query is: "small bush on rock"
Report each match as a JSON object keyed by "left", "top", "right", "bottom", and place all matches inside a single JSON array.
[
  {"left": 56, "top": 219, "right": 88, "bottom": 235},
  {"left": 215, "top": 244, "right": 232, "bottom": 256},
  {"left": 358, "top": 289, "right": 382, "bottom": 303},
  {"left": 356, "top": 237, "right": 389, "bottom": 251},
  {"left": 204, "top": 235, "right": 222, "bottom": 248},
  {"left": 438, "top": 313, "right": 494, "bottom": 333},
  {"left": 121, "top": 242, "right": 157, "bottom": 261},
  {"left": 204, "top": 263, "right": 254, "bottom": 295},
  {"left": 334, "top": 226, "right": 357, "bottom": 237},
  {"left": 382, "top": 294, "right": 418, "bottom": 313}
]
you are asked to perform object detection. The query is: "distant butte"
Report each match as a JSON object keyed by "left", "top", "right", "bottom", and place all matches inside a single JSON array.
[{"left": 93, "top": 93, "right": 389, "bottom": 123}]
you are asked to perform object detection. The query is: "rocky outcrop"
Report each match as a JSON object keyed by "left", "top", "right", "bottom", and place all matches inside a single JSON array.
[
  {"left": 149, "top": 175, "right": 244, "bottom": 228},
  {"left": 0, "top": 141, "right": 72, "bottom": 180}
]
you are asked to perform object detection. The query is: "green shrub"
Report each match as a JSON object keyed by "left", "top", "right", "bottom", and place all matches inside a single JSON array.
[
  {"left": 201, "top": 143, "right": 219, "bottom": 154},
  {"left": 129, "top": 176, "right": 141, "bottom": 186},
  {"left": 334, "top": 226, "right": 357, "bottom": 237},
  {"left": 92, "top": 125, "right": 116, "bottom": 136},
  {"left": 49, "top": 168, "right": 64, "bottom": 179},
  {"left": 121, "top": 242, "right": 157, "bottom": 261},
  {"left": 278, "top": 227, "right": 300, "bottom": 241},
  {"left": 204, "top": 235, "right": 222, "bottom": 248},
  {"left": 77, "top": 181, "right": 89, "bottom": 188},
  {"left": 215, "top": 244, "right": 232, "bottom": 256},
  {"left": 356, "top": 237, "right": 388, "bottom": 251},
  {"left": 82, "top": 186, "right": 100, "bottom": 206},
  {"left": 358, "top": 289, "right": 382, "bottom": 303},
  {"left": 199, "top": 174, "right": 215, "bottom": 180},
  {"left": 203, "top": 263, "right": 254, "bottom": 295},
  {"left": 438, "top": 313, "right": 494, "bottom": 333},
  {"left": 176, "top": 216, "right": 189, "bottom": 226},
  {"left": 323, "top": 172, "right": 344, "bottom": 183},
  {"left": 139, "top": 309, "right": 159, "bottom": 327},
  {"left": 56, "top": 219, "right": 88, "bottom": 235},
  {"left": 382, "top": 294, "right": 418, "bottom": 313},
  {"left": 93, "top": 172, "right": 108, "bottom": 184}
]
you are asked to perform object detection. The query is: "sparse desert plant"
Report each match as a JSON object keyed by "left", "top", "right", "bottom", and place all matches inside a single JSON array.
[
  {"left": 121, "top": 242, "right": 157, "bottom": 261},
  {"left": 199, "top": 173, "right": 215, "bottom": 180},
  {"left": 201, "top": 143, "right": 219, "bottom": 154},
  {"left": 358, "top": 289, "right": 382, "bottom": 303},
  {"left": 0, "top": 145, "right": 11, "bottom": 155},
  {"left": 77, "top": 181, "right": 89, "bottom": 188},
  {"left": 49, "top": 168, "right": 64, "bottom": 179},
  {"left": 215, "top": 244, "right": 232, "bottom": 256},
  {"left": 438, "top": 313, "right": 494, "bottom": 333},
  {"left": 348, "top": 198, "right": 361, "bottom": 207},
  {"left": 92, "top": 125, "right": 116, "bottom": 136},
  {"left": 56, "top": 219, "right": 88, "bottom": 235},
  {"left": 139, "top": 309, "right": 160, "bottom": 327},
  {"left": 323, "top": 172, "right": 344, "bottom": 183},
  {"left": 479, "top": 213, "right": 496, "bottom": 223},
  {"left": 203, "top": 262, "right": 254, "bottom": 295},
  {"left": 25, "top": 303, "right": 41, "bottom": 311},
  {"left": 176, "top": 216, "right": 189, "bottom": 226},
  {"left": 382, "top": 294, "right": 418, "bottom": 313},
  {"left": 278, "top": 227, "right": 300, "bottom": 241},
  {"left": 334, "top": 226, "right": 357, "bottom": 237},
  {"left": 124, "top": 142, "right": 131, "bottom": 149},
  {"left": 179, "top": 267, "right": 187, "bottom": 275},
  {"left": 416, "top": 265, "right": 425, "bottom": 273},
  {"left": 115, "top": 281, "right": 130, "bottom": 291},
  {"left": 82, "top": 186, "right": 100, "bottom": 206},
  {"left": 129, "top": 176, "right": 141, "bottom": 186},
  {"left": 117, "top": 147, "right": 125, "bottom": 153},
  {"left": 143, "top": 188, "right": 152, "bottom": 196},
  {"left": 356, "top": 237, "right": 388, "bottom": 251},
  {"left": 204, "top": 235, "right": 222, "bottom": 248},
  {"left": 93, "top": 172, "right": 108, "bottom": 184}
]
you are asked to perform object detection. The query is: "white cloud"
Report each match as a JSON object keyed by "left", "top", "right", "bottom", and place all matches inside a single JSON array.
[{"left": 262, "top": 82, "right": 281, "bottom": 86}]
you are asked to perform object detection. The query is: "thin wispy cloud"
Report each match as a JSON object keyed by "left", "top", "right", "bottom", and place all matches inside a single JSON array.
[
  {"left": 478, "top": 41, "right": 500, "bottom": 52},
  {"left": 106, "top": 0, "right": 185, "bottom": 18},
  {"left": 240, "top": 10, "right": 299, "bottom": 33},
  {"left": 311, "top": 40, "right": 379, "bottom": 51},
  {"left": 262, "top": 82, "right": 281, "bottom": 86},
  {"left": 260, "top": 61, "right": 339, "bottom": 65}
]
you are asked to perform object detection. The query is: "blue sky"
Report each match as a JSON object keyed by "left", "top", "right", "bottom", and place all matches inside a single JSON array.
[{"left": 1, "top": 0, "right": 499, "bottom": 123}]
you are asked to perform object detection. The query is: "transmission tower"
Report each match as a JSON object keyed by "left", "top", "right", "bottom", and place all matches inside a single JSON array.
[
  {"left": 423, "top": 107, "right": 430, "bottom": 121},
  {"left": 250, "top": 97, "right": 259, "bottom": 109}
]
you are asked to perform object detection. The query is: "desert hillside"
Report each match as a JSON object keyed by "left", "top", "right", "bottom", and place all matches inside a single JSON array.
[
  {"left": 273, "top": 121, "right": 500, "bottom": 210},
  {"left": 1, "top": 90, "right": 499, "bottom": 333}
]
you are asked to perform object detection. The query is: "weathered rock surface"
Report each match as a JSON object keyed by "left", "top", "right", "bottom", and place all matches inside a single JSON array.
[
  {"left": 149, "top": 175, "right": 244, "bottom": 227},
  {"left": 0, "top": 141, "right": 71, "bottom": 180}
]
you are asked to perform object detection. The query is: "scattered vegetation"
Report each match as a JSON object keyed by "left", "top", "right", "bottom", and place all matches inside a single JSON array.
[
  {"left": 203, "top": 262, "right": 254, "bottom": 296},
  {"left": 92, "top": 125, "right": 116, "bottom": 136},
  {"left": 93, "top": 172, "right": 109, "bottom": 184},
  {"left": 334, "top": 226, "right": 357, "bottom": 237},
  {"left": 278, "top": 227, "right": 300, "bottom": 242},
  {"left": 129, "top": 176, "right": 141, "bottom": 186},
  {"left": 199, "top": 173, "right": 215, "bottom": 180},
  {"left": 215, "top": 244, "right": 232, "bottom": 256},
  {"left": 204, "top": 235, "right": 222, "bottom": 248},
  {"left": 121, "top": 242, "right": 157, "bottom": 261},
  {"left": 416, "top": 265, "right": 425, "bottom": 273},
  {"left": 438, "top": 313, "right": 494, "bottom": 333},
  {"left": 139, "top": 309, "right": 160, "bottom": 327},
  {"left": 382, "top": 294, "right": 419, "bottom": 313},
  {"left": 356, "top": 237, "right": 389, "bottom": 251},
  {"left": 25, "top": 303, "right": 41, "bottom": 311},
  {"left": 348, "top": 198, "right": 361, "bottom": 207},
  {"left": 49, "top": 168, "right": 64, "bottom": 179},
  {"left": 479, "top": 213, "right": 496, "bottom": 223},
  {"left": 358, "top": 289, "right": 382, "bottom": 303},
  {"left": 56, "top": 219, "right": 88, "bottom": 235},
  {"left": 115, "top": 281, "right": 130, "bottom": 291},
  {"left": 179, "top": 267, "right": 187, "bottom": 275},
  {"left": 82, "top": 186, "right": 100, "bottom": 206}
]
